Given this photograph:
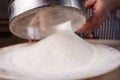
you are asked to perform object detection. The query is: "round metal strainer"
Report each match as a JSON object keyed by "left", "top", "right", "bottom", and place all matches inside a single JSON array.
[{"left": 9, "top": 0, "right": 87, "bottom": 40}]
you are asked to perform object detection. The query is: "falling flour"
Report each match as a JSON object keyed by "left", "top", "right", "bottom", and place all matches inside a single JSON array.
[{"left": 4, "top": 30, "right": 95, "bottom": 74}]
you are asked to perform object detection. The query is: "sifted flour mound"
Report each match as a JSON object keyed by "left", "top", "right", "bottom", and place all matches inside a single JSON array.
[{"left": 9, "top": 30, "right": 95, "bottom": 74}]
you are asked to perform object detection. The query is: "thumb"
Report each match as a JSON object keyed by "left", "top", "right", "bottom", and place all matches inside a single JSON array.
[
  {"left": 85, "top": 0, "right": 96, "bottom": 9},
  {"left": 77, "top": 14, "right": 100, "bottom": 32},
  {"left": 77, "top": 0, "right": 109, "bottom": 33}
]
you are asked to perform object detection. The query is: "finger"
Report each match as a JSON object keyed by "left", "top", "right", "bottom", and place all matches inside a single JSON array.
[
  {"left": 29, "top": 39, "right": 39, "bottom": 42},
  {"left": 77, "top": 13, "right": 108, "bottom": 33},
  {"left": 77, "top": 14, "right": 100, "bottom": 32},
  {"left": 77, "top": 1, "right": 109, "bottom": 33},
  {"left": 85, "top": 0, "right": 96, "bottom": 9},
  {"left": 77, "top": 13, "right": 108, "bottom": 32}
]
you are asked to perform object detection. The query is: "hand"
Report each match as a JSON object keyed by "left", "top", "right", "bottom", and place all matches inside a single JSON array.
[{"left": 77, "top": 0, "right": 120, "bottom": 32}]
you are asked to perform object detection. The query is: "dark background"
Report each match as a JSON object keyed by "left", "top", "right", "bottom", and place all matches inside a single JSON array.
[
  {"left": 0, "top": 0, "right": 26, "bottom": 48},
  {"left": 0, "top": 0, "right": 9, "bottom": 33}
]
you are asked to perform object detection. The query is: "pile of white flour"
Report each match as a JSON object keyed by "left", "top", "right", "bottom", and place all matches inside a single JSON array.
[{"left": 5, "top": 30, "right": 95, "bottom": 74}]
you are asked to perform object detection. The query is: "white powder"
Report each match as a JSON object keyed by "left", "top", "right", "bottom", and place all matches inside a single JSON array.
[
  {"left": 0, "top": 30, "right": 120, "bottom": 80},
  {"left": 7, "top": 30, "right": 95, "bottom": 74}
]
